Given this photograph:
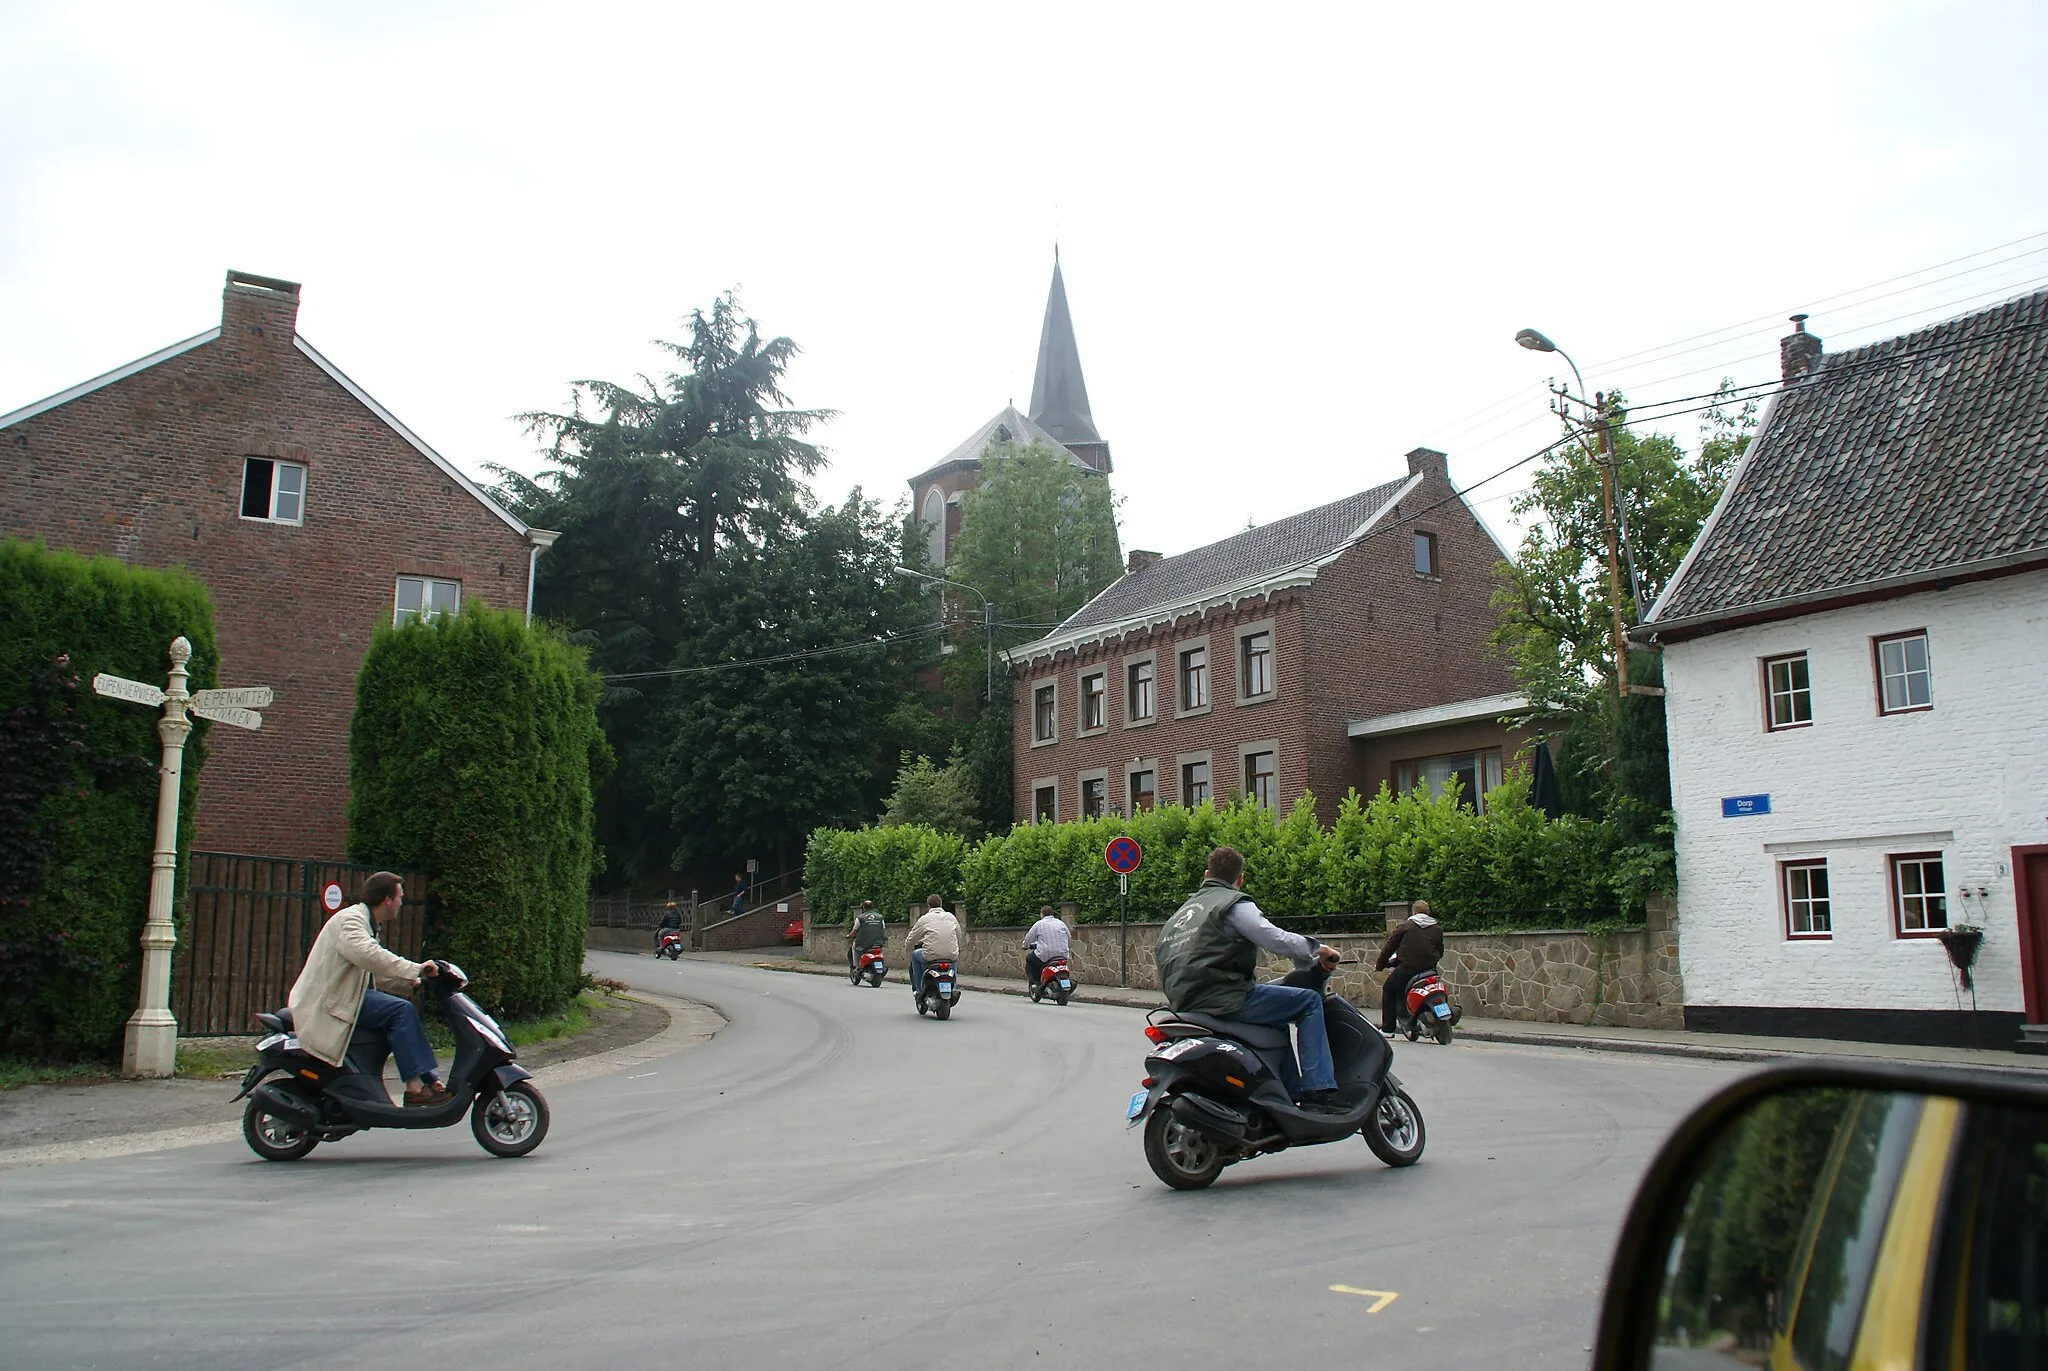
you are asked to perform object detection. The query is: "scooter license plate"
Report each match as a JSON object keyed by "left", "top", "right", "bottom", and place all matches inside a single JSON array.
[
  {"left": 1058, "top": 978, "right": 1073, "bottom": 989},
  {"left": 937, "top": 982, "right": 952, "bottom": 995},
  {"left": 1126, "top": 1089, "right": 1148, "bottom": 1120},
  {"left": 1432, "top": 1002, "right": 1452, "bottom": 1018}
]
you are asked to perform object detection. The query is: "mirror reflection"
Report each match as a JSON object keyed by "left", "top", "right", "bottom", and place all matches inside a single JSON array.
[{"left": 1652, "top": 1086, "right": 2048, "bottom": 1370}]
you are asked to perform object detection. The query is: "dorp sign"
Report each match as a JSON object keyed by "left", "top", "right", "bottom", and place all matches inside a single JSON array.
[
  {"left": 92, "top": 673, "right": 165, "bottom": 708},
  {"left": 192, "top": 686, "right": 274, "bottom": 710},
  {"left": 1720, "top": 794, "right": 1771, "bottom": 818},
  {"left": 1105, "top": 836, "right": 1143, "bottom": 875},
  {"left": 191, "top": 704, "right": 262, "bottom": 731}
]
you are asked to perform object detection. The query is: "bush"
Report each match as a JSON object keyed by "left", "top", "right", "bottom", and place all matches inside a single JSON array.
[
  {"left": 0, "top": 541, "right": 217, "bottom": 1059},
  {"left": 804, "top": 824, "right": 967, "bottom": 925},
  {"left": 347, "top": 606, "right": 609, "bottom": 1017}
]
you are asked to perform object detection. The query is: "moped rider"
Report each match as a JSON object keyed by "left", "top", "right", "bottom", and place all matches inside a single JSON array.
[
  {"left": 1155, "top": 846, "right": 1344, "bottom": 1110},
  {"left": 847, "top": 900, "right": 886, "bottom": 975},
  {"left": 1375, "top": 899, "right": 1443, "bottom": 1035},
  {"left": 287, "top": 871, "right": 446, "bottom": 1106},
  {"left": 1022, "top": 904, "right": 1070, "bottom": 989},
  {"left": 905, "top": 894, "right": 963, "bottom": 1005},
  {"left": 655, "top": 900, "right": 683, "bottom": 950}
]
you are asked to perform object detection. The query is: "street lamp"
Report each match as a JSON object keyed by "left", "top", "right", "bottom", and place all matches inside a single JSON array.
[{"left": 893, "top": 566, "right": 994, "bottom": 703}]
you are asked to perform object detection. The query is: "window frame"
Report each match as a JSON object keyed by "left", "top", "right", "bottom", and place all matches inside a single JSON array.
[
  {"left": 1781, "top": 859, "right": 1834, "bottom": 941},
  {"left": 393, "top": 575, "right": 461, "bottom": 627},
  {"left": 1126, "top": 761, "right": 1158, "bottom": 814},
  {"left": 1178, "top": 751, "right": 1213, "bottom": 807},
  {"left": 1235, "top": 618, "right": 1277, "bottom": 704},
  {"left": 1175, "top": 638, "right": 1212, "bottom": 717},
  {"left": 1239, "top": 739, "right": 1279, "bottom": 809},
  {"left": 1030, "top": 681, "right": 1059, "bottom": 746},
  {"left": 1393, "top": 748, "right": 1505, "bottom": 812},
  {"left": 1123, "top": 651, "right": 1157, "bottom": 726},
  {"left": 1873, "top": 630, "right": 1933, "bottom": 716},
  {"left": 1763, "top": 651, "right": 1814, "bottom": 732},
  {"left": 1078, "top": 769, "right": 1108, "bottom": 820},
  {"left": 1889, "top": 851, "right": 1949, "bottom": 938},
  {"left": 1413, "top": 530, "right": 1439, "bottom": 578},
  {"left": 240, "top": 456, "right": 308, "bottom": 526},
  {"left": 1031, "top": 779, "right": 1058, "bottom": 824},
  {"left": 1078, "top": 669, "right": 1109, "bottom": 735}
]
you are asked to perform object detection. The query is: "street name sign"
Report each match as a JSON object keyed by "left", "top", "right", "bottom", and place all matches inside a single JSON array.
[
  {"left": 93, "top": 673, "right": 165, "bottom": 708},
  {"left": 192, "top": 686, "right": 274, "bottom": 709},
  {"left": 191, "top": 704, "right": 263, "bottom": 730},
  {"left": 1721, "top": 794, "right": 1771, "bottom": 818}
]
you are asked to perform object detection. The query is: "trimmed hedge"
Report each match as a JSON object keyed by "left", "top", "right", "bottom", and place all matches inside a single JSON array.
[
  {"left": 805, "top": 776, "right": 1631, "bottom": 929},
  {"left": 0, "top": 541, "right": 218, "bottom": 1058},
  {"left": 347, "top": 606, "right": 610, "bottom": 1017}
]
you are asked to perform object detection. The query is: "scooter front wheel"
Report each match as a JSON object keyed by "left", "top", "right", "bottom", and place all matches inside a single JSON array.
[
  {"left": 242, "top": 1097, "right": 319, "bottom": 1162},
  {"left": 1363, "top": 1086, "right": 1426, "bottom": 1167},
  {"left": 1143, "top": 1105, "right": 1226, "bottom": 1190},
  {"left": 473, "top": 1081, "right": 550, "bottom": 1157}
]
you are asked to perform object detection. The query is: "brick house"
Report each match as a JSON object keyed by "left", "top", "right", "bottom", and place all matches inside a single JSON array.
[
  {"left": 1640, "top": 297, "right": 2048, "bottom": 1048},
  {"left": 1006, "top": 446, "right": 1526, "bottom": 823},
  {"left": 0, "top": 270, "right": 555, "bottom": 860}
]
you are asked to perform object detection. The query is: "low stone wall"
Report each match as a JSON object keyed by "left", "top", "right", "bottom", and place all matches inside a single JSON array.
[{"left": 802, "top": 910, "right": 1683, "bottom": 1030}]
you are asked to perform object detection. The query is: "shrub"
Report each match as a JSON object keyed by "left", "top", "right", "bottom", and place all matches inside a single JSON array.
[
  {"left": 804, "top": 824, "right": 967, "bottom": 925},
  {"left": 0, "top": 541, "right": 218, "bottom": 1058},
  {"left": 347, "top": 606, "right": 609, "bottom": 1017}
]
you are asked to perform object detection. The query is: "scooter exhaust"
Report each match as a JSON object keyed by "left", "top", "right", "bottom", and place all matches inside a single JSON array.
[
  {"left": 1171, "top": 1092, "right": 1251, "bottom": 1144},
  {"left": 249, "top": 1082, "right": 320, "bottom": 1127}
]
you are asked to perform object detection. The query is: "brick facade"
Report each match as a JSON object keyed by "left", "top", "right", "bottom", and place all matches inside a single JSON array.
[
  {"left": 1010, "top": 449, "right": 1520, "bottom": 823},
  {"left": 1, "top": 271, "right": 547, "bottom": 860}
]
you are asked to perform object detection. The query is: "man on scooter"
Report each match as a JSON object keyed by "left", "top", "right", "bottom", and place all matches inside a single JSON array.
[
  {"left": 655, "top": 900, "right": 683, "bottom": 950},
  {"left": 905, "top": 894, "right": 963, "bottom": 1004},
  {"left": 1156, "top": 846, "right": 1345, "bottom": 1110},
  {"left": 287, "top": 871, "right": 447, "bottom": 1106},
  {"left": 1022, "top": 905, "right": 1069, "bottom": 989},
  {"left": 847, "top": 900, "right": 886, "bottom": 974},
  {"left": 1375, "top": 899, "right": 1443, "bottom": 1036}
]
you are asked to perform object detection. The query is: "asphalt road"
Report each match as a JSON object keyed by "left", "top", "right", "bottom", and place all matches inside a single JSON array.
[{"left": 0, "top": 951, "right": 1748, "bottom": 1370}]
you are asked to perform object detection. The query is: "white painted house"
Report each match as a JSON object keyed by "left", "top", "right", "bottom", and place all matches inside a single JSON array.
[{"left": 1640, "top": 296, "right": 2048, "bottom": 1049}]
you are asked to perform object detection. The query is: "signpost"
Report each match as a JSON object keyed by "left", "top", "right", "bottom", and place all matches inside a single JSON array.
[
  {"left": 91, "top": 640, "right": 273, "bottom": 1078},
  {"left": 1105, "top": 837, "right": 1143, "bottom": 986}
]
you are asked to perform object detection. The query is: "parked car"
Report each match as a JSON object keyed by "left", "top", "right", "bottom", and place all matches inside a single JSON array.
[{"left": 782, "top": 918, "right": 804, "bottom": 945}]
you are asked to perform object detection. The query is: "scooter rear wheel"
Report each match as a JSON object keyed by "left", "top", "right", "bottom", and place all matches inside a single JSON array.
[
  {"left": 1363, "top": 1086, "right": 1426, "bottom": 1167},
  {"left": 473, "top": 1081, "right": 550, "bottom": 1157},
  {"left": 868, "top": 971, "right": 883, "bottom": 987},
  {"left": 1143, "top": 1106, "right": 1226, "bottom": 1190},
  {"left": 242, "top": 1097, "right": 319, "bottom": 1162},
  {"left": 1056, "top": 989, "right": 1070, "bottom": 1006},
  {"left": 934, "top": 1000, "right": 951, "bottom": 1021},
  {"left": 1432, "top": 1018, "right": 1453, "bottom": 1046}
]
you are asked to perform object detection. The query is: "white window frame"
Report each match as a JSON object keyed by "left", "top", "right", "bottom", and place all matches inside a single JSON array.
[
  {"left": 1782, "top": 859, "right": 1833, "bottom": 940},
  {"left": 240, "top": 457, "right": 307, "bottom": 525},
  {"left": 1874, "top": 630, "right": 1932, "bottom": 715},
  {"left": 394, "top": 576, "right": 461, "bottom": 626},
  {"left": 1764, "top": 652, "right": 1813, "bottom": 731},
  {"left": 1890, "top": 852, "right": 1948, "bottom": 937}
]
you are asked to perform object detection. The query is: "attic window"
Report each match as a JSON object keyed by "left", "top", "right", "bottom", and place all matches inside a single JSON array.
[
  {"left": 241, "top": 458, "right": 305, "bottom": 524},
  {"left": 1413, "top": 532, "right": 1439, "bottom": 577}
]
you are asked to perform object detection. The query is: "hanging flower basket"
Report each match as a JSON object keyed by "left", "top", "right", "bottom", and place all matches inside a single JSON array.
[{"left": 1937, "top": 925, "right": 1985, "bottom": 991}]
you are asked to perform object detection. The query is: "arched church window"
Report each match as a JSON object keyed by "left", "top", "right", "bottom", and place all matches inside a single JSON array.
[{"left": 922, "top": 487, "right": 946, "bottom": 565}]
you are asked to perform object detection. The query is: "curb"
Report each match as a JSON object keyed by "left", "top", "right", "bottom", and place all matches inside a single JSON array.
[{"left": 747, "top": 956, "right": 1166, "bottom": 1010}]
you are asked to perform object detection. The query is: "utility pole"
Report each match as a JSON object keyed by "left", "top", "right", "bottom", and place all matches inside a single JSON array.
[{"left": 1595, "top": 393, "right": 1631, "bottom": 699}]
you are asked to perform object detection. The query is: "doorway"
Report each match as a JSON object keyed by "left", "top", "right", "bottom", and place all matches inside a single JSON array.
[{"left": 2014, "top": 846, "right": 2048, "bottom": 1023}]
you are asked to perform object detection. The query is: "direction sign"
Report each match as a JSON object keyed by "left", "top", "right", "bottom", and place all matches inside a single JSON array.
[
  {"left": 190, "top": 704, "right": 263, "bottom": 730},
  {"left": 192, "top": 686, "right": 274, "bottom": 709},
  {"left": 92, "top": 673, "right": 165, "bottom": 708},
  {"left": 1105, "top": 836, "right": 1143, "bottom": 875}
]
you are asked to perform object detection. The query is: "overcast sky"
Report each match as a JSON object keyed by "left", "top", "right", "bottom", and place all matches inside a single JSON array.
[{"left": 6, "top": 1, "right": 2048, "bottom": 559}]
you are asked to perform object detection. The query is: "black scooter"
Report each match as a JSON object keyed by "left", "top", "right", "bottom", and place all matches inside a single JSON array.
[
  {"left": 234, "top": 960, "right": 549, "bottom": 1161},
  {"left": 915, "top": 957, "right": 961, "bottom": 1020},
  {"left": 1127, "top": 958, "right": 1425, "bottom": 1189}
]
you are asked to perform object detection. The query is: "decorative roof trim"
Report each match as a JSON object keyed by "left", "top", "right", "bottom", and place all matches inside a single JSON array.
[
  {"left": 293, "top": 336, "right": 533, "bottom": 541},
  {"left": 0, "top": 329, "right": 221, "bottom": 430},
  {"left": 1346, "top": 691, "right": 1531, "bottom": 740}
]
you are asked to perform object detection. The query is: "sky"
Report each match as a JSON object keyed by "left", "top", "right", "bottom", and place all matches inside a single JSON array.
[{"left": 6, "top": 1, "right": 2048, "bottom": 560}]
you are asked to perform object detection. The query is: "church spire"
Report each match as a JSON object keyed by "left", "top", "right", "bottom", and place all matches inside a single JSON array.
[{"left": 1028, "top": 252, "right": 1104, "bottom": 457}]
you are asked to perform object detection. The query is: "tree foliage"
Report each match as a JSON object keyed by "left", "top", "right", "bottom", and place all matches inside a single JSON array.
[{"left": 879, "top": 749, "right": 981, "bottom": 838}]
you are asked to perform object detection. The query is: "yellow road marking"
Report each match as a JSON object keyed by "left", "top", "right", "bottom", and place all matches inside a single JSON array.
[{"left": 1329, "top": 1286, "right": 1398, "bottom": 1313}]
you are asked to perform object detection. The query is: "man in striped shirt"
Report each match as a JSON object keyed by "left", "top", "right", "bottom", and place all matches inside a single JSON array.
[{"left": 1022, "top": 906, "right": 1071, "bottom": 989}]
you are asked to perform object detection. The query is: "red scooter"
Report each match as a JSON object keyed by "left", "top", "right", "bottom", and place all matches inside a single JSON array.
[
  {"left": 1029, "top": 957, "right": 1075, "bottom": 1005},
  {"left": 1401, "top": 970, "right": 1460, "bottom": 1045},
  {"left": 655, "top": 928, "right": 685, "bottom": 960},
  {"left": 850, "top": 945, "right": 887, "bottom": 987}
]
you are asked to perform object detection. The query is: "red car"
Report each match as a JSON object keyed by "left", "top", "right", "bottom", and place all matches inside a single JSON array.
[{"left": 782, "top": 918, "right": 804, "bottom": 945}]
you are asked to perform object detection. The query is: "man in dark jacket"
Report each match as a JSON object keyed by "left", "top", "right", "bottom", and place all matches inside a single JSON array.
[
  {"left": 846, "top": 900, "right": 886, "bottom": 973},
  {"left": 1156, "top": 846, "right": 1342, "bottom": 1108},
  {"left": 1376, "top": 899, "right": 1444, "bottom": 1034}
]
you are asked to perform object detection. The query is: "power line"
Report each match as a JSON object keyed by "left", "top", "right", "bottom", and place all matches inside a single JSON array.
[{"left": 602, "top": 624, "right": 947, "bottom": 682}]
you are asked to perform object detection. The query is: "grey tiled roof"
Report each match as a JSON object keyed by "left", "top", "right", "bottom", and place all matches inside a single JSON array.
[
  {"left": 1651, "top": 289, "right": 2048, "bottom": 628},
  {"left": 908, "top": 406, "right": 1088, "bottom": 487},
  {"left": 1057, "top": 476, "right": 1411, "bottom": 633}
]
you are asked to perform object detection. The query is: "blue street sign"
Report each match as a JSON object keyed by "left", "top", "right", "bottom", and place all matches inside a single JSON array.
[{"left": 1721, "top": 794, "right": 1771, "bottom": 818}]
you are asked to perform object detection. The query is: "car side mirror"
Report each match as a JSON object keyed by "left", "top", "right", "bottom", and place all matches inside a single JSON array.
[{"left": 1591, "top": 1062, "right": 2048, "bottom": 1370}]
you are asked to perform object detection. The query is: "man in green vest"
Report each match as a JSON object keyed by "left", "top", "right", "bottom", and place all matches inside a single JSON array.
[{"left": 1156, "top": 846, "right": 1343, "bottom": 1107}]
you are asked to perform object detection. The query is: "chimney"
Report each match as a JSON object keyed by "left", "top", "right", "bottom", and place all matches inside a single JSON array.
[
  {"left": 220, "top": 269, "right": 302, "bottom": 353},
  {"left": 1126, "top": 549, "right": 1162, "bottom": 576},
  {"left": 1405, "top": 447, "right": 1448, "bottom": 479},
  {"left": 1780, "top": 314, "right": 1823, "bottom": 382}
]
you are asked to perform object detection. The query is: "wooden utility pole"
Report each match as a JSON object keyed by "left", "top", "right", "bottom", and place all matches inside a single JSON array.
[{"left": 1595, "top": 392, "right": 1631, "bottom": 698}]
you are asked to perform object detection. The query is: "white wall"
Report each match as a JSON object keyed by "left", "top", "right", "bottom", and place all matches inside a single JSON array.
[{"left": 1664, "top": 568, "right": 2048, "bottom": 1014}]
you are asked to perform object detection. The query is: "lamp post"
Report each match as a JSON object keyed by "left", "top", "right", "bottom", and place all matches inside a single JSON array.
[
  {"left": 1515, "top": 327, "right": 1640, "bottom": 698},
  {"left": 893, "top": 566, "right": 994, "bottom": 703}
]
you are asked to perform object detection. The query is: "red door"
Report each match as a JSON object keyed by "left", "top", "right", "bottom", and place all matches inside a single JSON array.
[{"left": 2015, "top": 846, "right": 2048, "bottom": 1023}]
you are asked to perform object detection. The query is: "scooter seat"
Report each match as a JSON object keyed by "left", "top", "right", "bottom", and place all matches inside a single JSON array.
[
  {"left": 1166, "top": 1011, "right": 1291, "bottom": 1052},
  {"left": 261, "top": 1008, "right": 294, "bottom": 1031}
]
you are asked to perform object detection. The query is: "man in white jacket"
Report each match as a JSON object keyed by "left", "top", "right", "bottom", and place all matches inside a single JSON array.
[
  {"left": 288, "top": 871, "right": 446, "bottom": 1106},
  {"left": 905, "top": 894, "right": 963, "bottom": 1005}
]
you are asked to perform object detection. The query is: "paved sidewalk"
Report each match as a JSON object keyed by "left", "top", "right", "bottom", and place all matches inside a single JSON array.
[{"left": 693, "top": 948, "right": 2048, "bottom": 1075}]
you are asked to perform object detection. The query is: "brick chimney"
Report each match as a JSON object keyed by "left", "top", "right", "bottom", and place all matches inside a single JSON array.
[
  {"left": 1406, "top": 447, "right": 1448, "bottom": 479},
  {"left": 220, "top": 269, "right": 302, "bottom": 353},
  {"left": 1126, "top": 549, "right": 1162, "bottom": 576},
  {"left": 1780, "top": 313, "right": 1823, "bottom": 382}
]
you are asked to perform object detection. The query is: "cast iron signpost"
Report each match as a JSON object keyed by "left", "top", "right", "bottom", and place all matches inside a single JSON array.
[
  {"left": 92, "top": 642, "right": 272, "bottom": 1078},
  {"left": 1105, "top": 837, "right": 1142, "bottom": 986}
]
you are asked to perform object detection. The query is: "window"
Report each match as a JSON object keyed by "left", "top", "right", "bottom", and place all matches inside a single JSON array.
[
  {"left": 1033, "top": 784, "right": 1057, "bottom": 823},
  {"left": 1243, "top": 750, "right": 1276, "bottom": 807},
  {"left": 1081, "top": 774, "right": 1107, "bottom": 819},
  {"left": 1181, "top": 759, "right": 1211, "bottom": 806},
  {"left": 1080, "top": 672, "right": 1107, "bottom": 731},
  {"left": 1413, "top": 531, "right": 1438, "bottom": 577},
  {"left": 1891, "top": 853, "right": 1948, "bottom": 936},
  {"left": 921, "top": 487, "right": 946, "bottom": 566},
  {"left": 1395, "top": 749, "right": 1506, "bottom": 811},
  {"left": 1240, "top": 630, "right": 1273, "bottom": 699},
  {"left": 1875, "top": 631, "right": 1932, "bottom": 714},
  {"left": 1783, "top": 860, "right": 1832, "bottom": 939},
  {"left": 1129, "top": 768, "right": 1156, "bottom": 812},
  {"left": 1179, "top": 645, "right": 1209, "bottom": 711},
  {"left": 1127, "top": 659, "right": 1155, "bottom": 723},
  {"left": 241, "top": 457, "right": 306, "bottom": 524},
  {"left": 1033, "top": 684, "right": 1056, "bottom": 743},
  {"left": 394, "top": 576, "right": 460, "bottom": 626},
  {"left": 1765, "top": 652, "right": 1813, "bottom": 730}
]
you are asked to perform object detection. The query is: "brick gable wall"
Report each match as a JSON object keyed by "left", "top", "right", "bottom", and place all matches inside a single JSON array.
[{"left": 1, "top": 281, "right": 535, "bottom": 859}]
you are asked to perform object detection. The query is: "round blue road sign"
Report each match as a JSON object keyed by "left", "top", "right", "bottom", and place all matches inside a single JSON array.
[{"left": 1104, "top": 836, "right": 1142, "bottom": 874}]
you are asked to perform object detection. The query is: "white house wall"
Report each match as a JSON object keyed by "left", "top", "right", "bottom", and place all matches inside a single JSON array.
[{"left": 1664, "top": 568, "right": 2048, "bottom": 1016}]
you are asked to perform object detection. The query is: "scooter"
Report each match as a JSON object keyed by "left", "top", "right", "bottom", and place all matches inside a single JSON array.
[
  {"left": 655, "top": 928, "right": 685, "bottom": 960},
  {"left": 234, "top": 960, "right": 549, "bottom": 1161},
  {"left": 1400, "top": 970, "right": 1460, "bottom": 1045},
  {"left": 1127, "top": 958, "right": 1425, "bottom": 1190},
  {"left": 850, "top": 945, "right": 887, "bottom": 987},
  {"left": 1029, "top": 957, "right": 1075, "bottom": 1005},
  {"left": 915, "top": 958, "right": 961, "bottom": 1020}
]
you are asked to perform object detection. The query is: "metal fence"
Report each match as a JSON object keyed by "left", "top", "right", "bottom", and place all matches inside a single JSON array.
[
  {"left": 586, "top": 895, "right": 692, "bottom": 931},
  {"left": 172, "top": 853, "right": 432, "bottom": 1036}
]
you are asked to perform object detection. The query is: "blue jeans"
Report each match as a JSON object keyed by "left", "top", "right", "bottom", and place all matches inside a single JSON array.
[
  {"left": 1237, "top": 982, "right": 1336, "bottom": 1094},
  {"left": 909, "top": 948, "right": 926, "bottom": 1002},
  {"left": 357, "top": 989, "right": 439, "bottom": 1085}
]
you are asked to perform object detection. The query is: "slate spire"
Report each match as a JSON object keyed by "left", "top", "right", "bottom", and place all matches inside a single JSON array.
[{"left": 1028, "top": 251, "right": 1104, "bottom": 454}]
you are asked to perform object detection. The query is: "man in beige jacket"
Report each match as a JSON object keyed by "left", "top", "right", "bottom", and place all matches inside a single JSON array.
[
  {"left": 288, "top": 871, "right": 447, "bottom": 1106},
  {"left": 906, "top": 893, "right": 962, "bottom": 1005}
]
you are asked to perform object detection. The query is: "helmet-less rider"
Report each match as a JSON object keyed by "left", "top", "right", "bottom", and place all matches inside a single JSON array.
[{"left": 1155, "top": 845, "right": 1344, "bottom": 1111}]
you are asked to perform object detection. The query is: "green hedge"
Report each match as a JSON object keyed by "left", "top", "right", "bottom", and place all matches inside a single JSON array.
[
  {"left": 805, "top": 776, "right": 1631, "bottom": 929},
  {"left": 0, "top": 541, "right": 218, "bottom": 1059},
  {"left": 347, "top": 606, "right": 610, "bottom": 1016}
]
